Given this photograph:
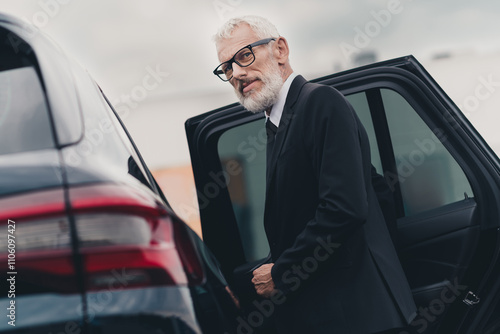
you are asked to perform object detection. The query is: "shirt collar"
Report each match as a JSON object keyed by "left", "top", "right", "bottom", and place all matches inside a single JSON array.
[{"left": 266, "top": 72, "right": 298, "bottom": 127}]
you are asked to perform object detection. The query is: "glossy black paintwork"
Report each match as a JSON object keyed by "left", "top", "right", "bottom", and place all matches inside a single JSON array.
[{"left": 0, "top": 12, "right": 239, "bottom": 334}]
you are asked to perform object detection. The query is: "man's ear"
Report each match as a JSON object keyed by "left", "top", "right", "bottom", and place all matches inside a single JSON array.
[{"left": 273, "top": 37, "right": 290, "bottom": 65}]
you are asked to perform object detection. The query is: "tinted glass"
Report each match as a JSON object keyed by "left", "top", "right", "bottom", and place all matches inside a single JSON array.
[
  {"left": 345, "top": 92, "right": 383, "bottom": 172},
  {"left": 381, "top": 88, "right": 474, "bottom": 216},
  {"left": 218, "top": 119, "right": 269, "bottom": 262},
  {"left": 0, "top": 67, "right": 54, "bottom": 155},
  {"left": 216, "top": 94, "right": 383, "bottom": 262},
  {"left": 215, "top": 86, "right": 476, "bottom": 260}
]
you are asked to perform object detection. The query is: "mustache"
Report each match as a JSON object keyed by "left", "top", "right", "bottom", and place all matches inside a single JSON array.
[{"left": 235, "top": 77, "right": 260, "bottom": 90}]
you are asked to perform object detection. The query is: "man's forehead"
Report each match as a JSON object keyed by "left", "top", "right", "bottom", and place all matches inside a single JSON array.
[{"left": 217, "top": 24, "right": 259, "bottom": 62}]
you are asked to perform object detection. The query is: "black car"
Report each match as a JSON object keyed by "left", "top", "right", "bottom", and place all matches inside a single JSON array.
[
  {"left": 185, "top": 58, "right": 500, "bottom": 333},
  {"left": 0, "top": 13, "right": 239, "bottom": 334},
  {"left": 1, "top": 11, "right": 500, "bottom": 334}
]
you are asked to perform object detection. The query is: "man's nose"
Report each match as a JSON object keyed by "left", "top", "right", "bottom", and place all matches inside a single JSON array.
[{"left": 232, "top": 62, "right": 247, "bottom": 79}]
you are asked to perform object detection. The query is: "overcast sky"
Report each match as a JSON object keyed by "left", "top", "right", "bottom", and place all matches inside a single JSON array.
[{"left": 1, "top": 0, "right": 500, "bottom": 168}]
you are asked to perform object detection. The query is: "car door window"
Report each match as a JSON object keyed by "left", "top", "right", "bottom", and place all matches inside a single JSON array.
[
  {"left": 380, "top": 88, "right": 474, "bottom": 216},
  {"left": 218, "top": 119, "right": 269, "bottom": 261},
  {"left": 345, "top": 92, "right": 383, "bottom": 172},
  {"left": 216, "top": 92, "right": 384, "bottom": 262},
  {"left": 215, "top": 87, "right": 475, "bottom": 262}
]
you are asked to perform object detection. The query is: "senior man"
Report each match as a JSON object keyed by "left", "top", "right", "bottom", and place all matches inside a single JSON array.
[{"left": 213, "top": 16, "right": 416, "bottom": 334}]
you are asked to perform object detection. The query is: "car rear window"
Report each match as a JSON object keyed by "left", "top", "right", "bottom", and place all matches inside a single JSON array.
[{"left": 0, "top": 66, "right": 54, "bottom": 155}]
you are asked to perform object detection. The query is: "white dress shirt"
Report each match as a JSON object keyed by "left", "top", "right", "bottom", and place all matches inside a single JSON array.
[{"left": 266, "top": 72, "right": 298, "bottom": 127}]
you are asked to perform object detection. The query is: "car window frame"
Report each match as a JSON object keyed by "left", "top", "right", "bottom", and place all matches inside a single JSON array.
[{"left": 317, "top": 71, "right": 481, "bottom": 220}]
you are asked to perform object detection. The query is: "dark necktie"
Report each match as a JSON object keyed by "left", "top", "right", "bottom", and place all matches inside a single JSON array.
[{"left": 266, "top": 119, "right": 278, "bottom": 165}]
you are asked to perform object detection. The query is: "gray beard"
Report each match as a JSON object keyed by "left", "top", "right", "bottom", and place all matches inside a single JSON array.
[{"left": 234, "top": 65, "right": 283, "bottom": 113}]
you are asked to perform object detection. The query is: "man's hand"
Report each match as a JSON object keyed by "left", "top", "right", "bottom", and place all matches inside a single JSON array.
[{"left": 252, "top": 263, "right": 276, "bottom": 298}]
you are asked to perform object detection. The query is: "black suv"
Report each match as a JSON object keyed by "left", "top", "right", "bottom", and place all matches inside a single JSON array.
[{"left": 0, "top": 13, "right": 239, "bottom": 334}]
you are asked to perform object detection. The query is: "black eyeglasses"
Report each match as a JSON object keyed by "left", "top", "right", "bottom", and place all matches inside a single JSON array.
[{"left": 213, "top": 38, "right": 276, "bottom": 82}]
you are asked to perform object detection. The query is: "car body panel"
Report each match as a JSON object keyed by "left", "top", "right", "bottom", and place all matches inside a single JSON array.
[
  {"left": 0, "top": 293, "right": 84, "bottom": 333},
  {"left": 0, "top": 150, "right": 63, "bottom": 197}
]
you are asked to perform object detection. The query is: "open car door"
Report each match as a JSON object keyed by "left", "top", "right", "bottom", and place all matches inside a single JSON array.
[{"left": 185, "top": 56, "right": 500, "bottom": 334}]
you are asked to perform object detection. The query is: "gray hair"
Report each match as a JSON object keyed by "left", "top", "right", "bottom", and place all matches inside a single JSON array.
[{"left": 213, "top": 15, "right": 280, "bottom": 46}]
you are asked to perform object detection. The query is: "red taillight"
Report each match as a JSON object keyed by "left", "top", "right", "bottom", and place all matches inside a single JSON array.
[
  {"left": 78, "top": 213, "right": 188, "bottom": 290},
  {"left": 0, "top": 183, "right": 205, "bottom": 294},
  {"left": 0, "top": 188, "right": 65, "bottom": 222},
  {"left": 0, "top": 189, "right": 76, "bottom": 294}
]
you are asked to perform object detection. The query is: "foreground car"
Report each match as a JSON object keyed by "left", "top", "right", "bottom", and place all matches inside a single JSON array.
[{"left": 0, "top": 13, "right": 238, "bottom": 334}]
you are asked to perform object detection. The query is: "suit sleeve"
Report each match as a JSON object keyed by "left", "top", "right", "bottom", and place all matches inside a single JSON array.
[{"left": 271, "top": 85, "right": 368, "bottom": 294}]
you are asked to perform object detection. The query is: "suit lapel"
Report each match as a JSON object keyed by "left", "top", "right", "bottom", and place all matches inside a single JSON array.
[{"left": 266, "top": 75, "right": 308, "bottom": 187}]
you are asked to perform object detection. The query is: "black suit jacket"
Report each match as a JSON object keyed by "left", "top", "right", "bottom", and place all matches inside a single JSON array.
[{"left": 265, "top": 75, "right": 416, "bottom": 333}]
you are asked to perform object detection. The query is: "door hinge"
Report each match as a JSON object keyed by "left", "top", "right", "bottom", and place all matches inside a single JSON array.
[{"left": 463, "top": 291, "right": 480, "bottom": 306}]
